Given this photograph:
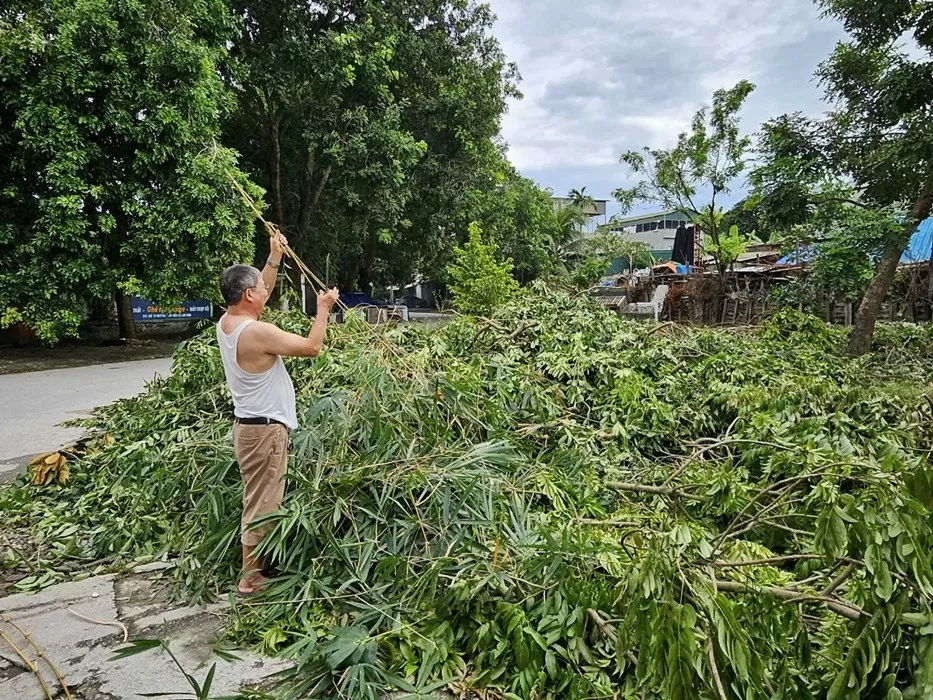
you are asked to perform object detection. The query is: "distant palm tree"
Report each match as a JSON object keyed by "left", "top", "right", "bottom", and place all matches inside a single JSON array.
[
  {"left": 568, "top": 187, "right": 597, "bottom": 233},
  {"left": 549, "top": 205, "right": 588, "bottom": 272},
  {"left": 568, "top": 187, "right": 596, "bottom": 212}
]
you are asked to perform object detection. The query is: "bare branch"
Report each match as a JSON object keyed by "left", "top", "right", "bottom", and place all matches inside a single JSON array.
[
  {"left": 708, "top": 555, "right": 825, "bottom": 568},
  {"left": 713, "top": 580, "right": 865, "bottom": 621},
  {"left": 707, "top": 636, "right": 728, "bottom": 700},
  {"left": 811, "top": 196, "right": 873, "bottom": 210},
  {"left": 607, "top": 481, "right": 708, "bottom": 501},
  {"left": 821, "top": 562, "right": 859, "bottom": 596}
]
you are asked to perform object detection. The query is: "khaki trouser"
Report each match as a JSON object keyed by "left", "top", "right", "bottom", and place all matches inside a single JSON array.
[{"left": 233, "top": 423, "right": 288, "bottom": 546}]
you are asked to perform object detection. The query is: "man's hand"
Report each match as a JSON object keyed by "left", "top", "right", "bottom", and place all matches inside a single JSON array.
[
  {"left": 270, "top": 229, "right": 288, "bottom": 257},
  {"left": 317, "top": 287, "right": 339, "bottom": 312}
]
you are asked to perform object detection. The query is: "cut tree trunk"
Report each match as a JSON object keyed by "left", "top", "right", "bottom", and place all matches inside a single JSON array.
[
  {"left": 847, "top": 183, "right": 933, "bottom": 357},
  {"left": 115, "top": 291, "right": 136, "bottom": 340}
]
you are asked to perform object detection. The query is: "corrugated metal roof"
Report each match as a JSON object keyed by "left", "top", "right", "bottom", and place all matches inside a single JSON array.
[
  {"left": 610, "top": 209, "right": 696, "bottom": 227},
  {"left": 593, "top": 295, "right": 627, "bottom": 308}
]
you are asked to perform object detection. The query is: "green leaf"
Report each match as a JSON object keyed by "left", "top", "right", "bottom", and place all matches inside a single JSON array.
[
  {"left": 198, "top": 663, "right": 216, "bottom": 700},
  {"left": 111, "top": 639, "right": 165, "bottom": 660},
  {"left": 875, "top": 561, "right": 894, "bottom": 601},
  {"left": 901, "top": 613, "right": 929, "bottom": 628}
]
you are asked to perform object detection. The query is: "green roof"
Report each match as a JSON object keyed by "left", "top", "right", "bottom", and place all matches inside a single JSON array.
[{"left": 611, "top": 209, "right": 695, "bottom": 226}]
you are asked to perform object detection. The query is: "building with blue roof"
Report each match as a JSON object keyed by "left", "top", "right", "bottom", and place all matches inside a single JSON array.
[{"left": 777, "top": 217, "right": 933, "bottom": 267}]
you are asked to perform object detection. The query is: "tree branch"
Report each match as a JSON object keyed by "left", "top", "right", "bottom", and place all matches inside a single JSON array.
[
  {"left": 811, "top": 196, "right": 873, "bottom": 210},
  {"left": 576, "top": 519, "right": 641, "bottom": 527},
  {"left": 310, "top": 164, "right": 332, "bottom": 212},
  {"left": 820, "top": 562, "right": 858, "bottom": 596},
  {"left": 587, "top": 608, "right": 617, "bottom": 642},
  {"left": 606, "top": 481, "right": 708, "bottom": 501},
  {"left": 707, "top": 636, "right": 728, "bottom": 700},
  {"left": 713, "top": 580, "right": 865, "bottom": 620},
  {"left": 587, "top": 609, "right": 639, "bottom": 666},
  {"left": 708, "top": 554, "right": 825, "bottom": 568}
]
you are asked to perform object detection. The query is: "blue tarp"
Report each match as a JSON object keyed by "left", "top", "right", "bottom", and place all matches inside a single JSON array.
[
  {"left": 901, "top": 217, "right": 933, "bottom": 264},
  {"left": 775, "top": 217, "right": 933, "bottom": 266},
  {"left": 776, "top": 246, "right": 816, "bottom": 266}
]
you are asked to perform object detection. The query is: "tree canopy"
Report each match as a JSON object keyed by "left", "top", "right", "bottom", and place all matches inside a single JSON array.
[
  {"left": 0, "top": 0, "right": 538, "bottom": 341},
  {"left": 222, "top": 0, "right": 522, "bottom": 295},
  {"left": 613, "top": 80, "right": 756, "bottom": 278},
  {"left": 0, "top": 0, "right": 261, "bottom": 341},
  {"left": 750, "top": 0, "right": 933, "bottom": 355}
]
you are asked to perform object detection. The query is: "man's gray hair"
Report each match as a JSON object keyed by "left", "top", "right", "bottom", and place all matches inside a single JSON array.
[{"left": 220, "top": 264, "right": 261, "bottom": 305}]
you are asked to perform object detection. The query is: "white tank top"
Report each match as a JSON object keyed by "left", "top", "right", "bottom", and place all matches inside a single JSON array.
[{"left": 216, "top": 316, "right": 298, "bottom": 430}]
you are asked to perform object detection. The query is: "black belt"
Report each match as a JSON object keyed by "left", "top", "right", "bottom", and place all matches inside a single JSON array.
[{"left": 235, "top": 416, "right": 287, "bottom": 428}]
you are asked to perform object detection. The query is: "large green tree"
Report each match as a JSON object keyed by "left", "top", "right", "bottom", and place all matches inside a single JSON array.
[
  {"left": 614, "top": 81, "right": 756, "bottom": 279},
  {"left": 223, "top": 0, "right": 518, "bottom": 295},
  {"left": 0, "top": 0, "right": 260, "bottom": 341},
  {"left": 547, "top": 204, "right": 588, "bottom": 275},
  {"left": 450, "top": 162, "right": 557, "bottom": 284},
  {"left": 752, "top": 0, "right": 933, "bottom": 356}
]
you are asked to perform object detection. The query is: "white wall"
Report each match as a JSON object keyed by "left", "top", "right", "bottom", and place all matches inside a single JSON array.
[{"left": 618, "top": 226, "right": 676, "bottom": 251}]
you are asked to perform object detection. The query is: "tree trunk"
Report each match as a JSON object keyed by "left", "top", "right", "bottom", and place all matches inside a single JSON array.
[
  {"left": 358, "top": 232, "right": 379, "bottom": 297},
  {"left": 297, "top": 149, "right": 316, "bottom": 236},
  {"left": 927, "top": 233, "right": 933, "bottom": 301},
  {"left": 846, "top": 245, "right": 901, "bottom": 356},
  {"left": 847, "top": 183, "right": 933, "bottom": 357},
  {"left": 115, "top": 291, "right": 136, "bottom": 340},
  {"left": 268, "top": 114, "right": 285, "bottom": 225},
  {"left": 297, "top": 147, "right": 331, "bottom": 239}
]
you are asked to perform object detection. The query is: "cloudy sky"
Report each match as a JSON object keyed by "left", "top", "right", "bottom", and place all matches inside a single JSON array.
[{"left": 487, "top": 0, "right": 847, "bottom": 217}]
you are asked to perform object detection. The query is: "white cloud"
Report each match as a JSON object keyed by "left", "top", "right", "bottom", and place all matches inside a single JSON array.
[{"left": 489, "top": 0, "right": 846, "bottom": 210}]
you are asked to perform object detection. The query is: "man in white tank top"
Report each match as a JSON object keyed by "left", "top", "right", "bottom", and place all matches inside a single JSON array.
[{"left": 217, "top": 231, "right": 339, "bottom": 595}]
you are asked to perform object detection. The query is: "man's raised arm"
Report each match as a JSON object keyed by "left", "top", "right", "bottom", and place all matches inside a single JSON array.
[
  {"left": 261, "top": 230, "right": 287, "bottom": 293},
  {"left": 253, "top": 288, "right": 340, "bottom": 358}
]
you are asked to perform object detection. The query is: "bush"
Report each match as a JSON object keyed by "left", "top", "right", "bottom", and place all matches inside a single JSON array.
[{"left": 446, "top": 222, "right": 520, "bottom": 316}]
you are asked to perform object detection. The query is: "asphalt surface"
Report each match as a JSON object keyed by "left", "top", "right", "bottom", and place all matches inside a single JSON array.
[{"left": 0, "top": 358, "right": 173, "bottom": 482}]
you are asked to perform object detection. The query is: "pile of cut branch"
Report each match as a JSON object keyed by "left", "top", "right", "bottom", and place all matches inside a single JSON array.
[{"left": 3, "top": 289, "right": 933, "bottom": 699}]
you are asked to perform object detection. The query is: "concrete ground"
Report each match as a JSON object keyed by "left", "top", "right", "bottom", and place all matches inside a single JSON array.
[
  {"left": 0, "top": 563, "right": 287, "bottom": 699},
  {"left": 0, "top": 359, "right": 174, "bottom": 482},
  {"left": 0, "top": 359, "right": 298, "bottom": 700}
]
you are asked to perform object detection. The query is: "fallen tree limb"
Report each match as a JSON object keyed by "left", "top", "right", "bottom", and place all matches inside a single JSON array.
[
  {"left": 707, "top": 635, "right": 728, "bottom": 700},
  {"left": 607, "top": 482, "right": 708, "bottom": 501},
  {"left": 587, "top": 609, "right": 638, "bottom": 665},
  {"left": 576, "top": 518, "right": 641, "bottom": 527},
  {"left": 821, "top": 562, "right": 859, "bottom": 596},
  {"left": 586, "top": 608, "right": 617, "bottom": 642},
  {"left": 708, "top": 554, "right": 825, "bottom": 568},
  {"left": 508, "top": 321, "right": 535, "bottom": 340},
  {"left": 646, "top": 322, "right": 676, "bottom": 338},
  {"left": 713, "top": 580, "right": 865, "bottom": 621}
]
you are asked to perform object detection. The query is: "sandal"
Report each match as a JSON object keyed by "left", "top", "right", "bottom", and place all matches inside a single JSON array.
[{"left": 235, "top": 573, "right": 268, "bottom": 597}]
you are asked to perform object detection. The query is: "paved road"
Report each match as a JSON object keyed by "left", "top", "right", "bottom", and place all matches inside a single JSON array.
[{"left": 0, "top": 358, "right": 173, "bottom": 481}]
